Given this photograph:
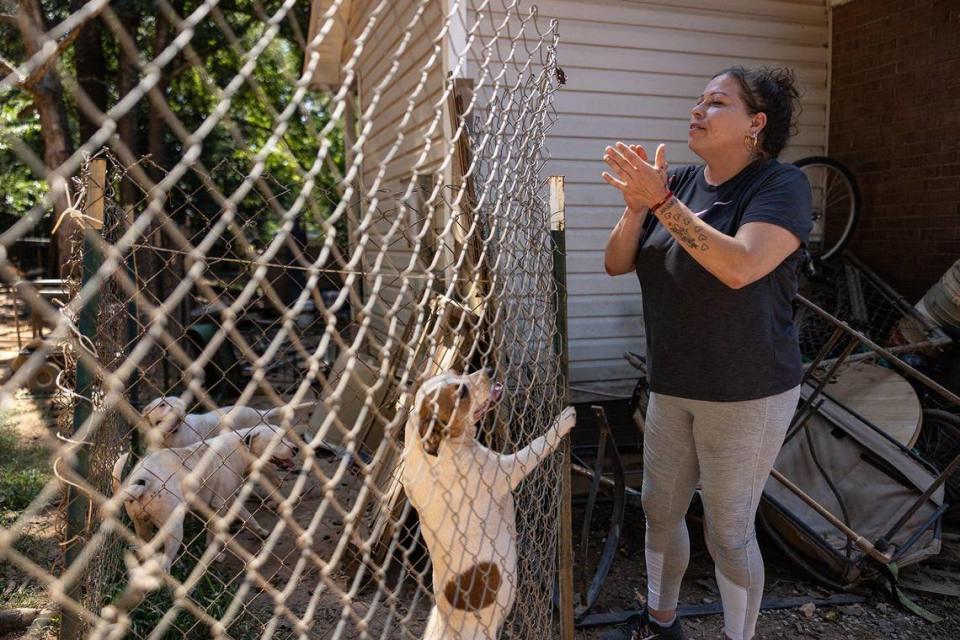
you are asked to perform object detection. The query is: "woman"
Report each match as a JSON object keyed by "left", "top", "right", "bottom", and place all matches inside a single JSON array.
[{"left": 599, "top": 67, "right": 812, "bottom": 640}]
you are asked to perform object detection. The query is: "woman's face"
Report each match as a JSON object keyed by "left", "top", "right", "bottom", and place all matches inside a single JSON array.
[{"left": 688, "top": 74, "right": 758, "bottom": 157}]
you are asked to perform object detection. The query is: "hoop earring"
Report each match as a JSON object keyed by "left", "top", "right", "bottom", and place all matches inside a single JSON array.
[{"left": 744, "top": 131, "right": 759, "bottom": 154}]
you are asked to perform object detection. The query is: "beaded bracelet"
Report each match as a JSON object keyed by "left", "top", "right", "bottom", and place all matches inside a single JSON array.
[{"left": 649, "top": 190, "right": 674, "bottom": 214}]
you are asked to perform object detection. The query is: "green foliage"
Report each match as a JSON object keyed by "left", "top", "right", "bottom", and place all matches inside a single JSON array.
[
  {"left": 160, "top": 7, "right": 345, "bottom": 243},
  {"left": 0, "top": 412, "right": 50, "bottom": 512},
  {"left": 0, "top": 90, "right": 48, "bottom": 217},
  {"left": 96, "top": 516, "right": 291, "bottom": 639},
  {"left": 0, "top": 0, "right": 343, "bottom": 247}
]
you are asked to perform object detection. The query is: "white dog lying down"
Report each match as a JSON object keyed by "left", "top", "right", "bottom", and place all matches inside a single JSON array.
[
  {"left": 112, "top": 424, "right": 300, "bottom": 570},
  {"left": 141, "top": 396, "right": 314, "bottom": 449},
  {"left": 401, "top": 368, "right": 577, "bottom": 640}
]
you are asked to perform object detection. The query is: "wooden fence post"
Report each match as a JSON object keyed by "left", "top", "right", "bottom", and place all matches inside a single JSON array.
[
  {"left": 551, "top": 176, "right": 574, "bottom": 640},
  {"left": 60, "top": 158, "right": 105, "bottom": 640}
]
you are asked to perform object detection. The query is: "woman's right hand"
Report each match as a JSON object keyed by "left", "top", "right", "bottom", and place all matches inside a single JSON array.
[{"left": 605, "top": 144, "right": 650, "bottom": 214}]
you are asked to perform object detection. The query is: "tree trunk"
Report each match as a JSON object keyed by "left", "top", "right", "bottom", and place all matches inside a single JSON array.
[
  {"left": 16, "top": 0, "right": 76, "bottom": 272},
  {"left": 141, "top": 2, "right": 187, "bottom": 393},
  {"left": 147, "top": 7, "right": 171, "bottom": 182},
  {"left": 115, "top": 3, "right": 141, "bottom": 209},
  {"left": 70, "top": 0, "right": 106, "bottom": 143}
]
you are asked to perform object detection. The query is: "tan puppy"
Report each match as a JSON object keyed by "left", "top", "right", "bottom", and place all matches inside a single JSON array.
[
  {"left": 402, "top": 368, "right": 577, "bottom": 639},
  {"left": 112, "top": 424, "right": 299, "bottom": 570}
]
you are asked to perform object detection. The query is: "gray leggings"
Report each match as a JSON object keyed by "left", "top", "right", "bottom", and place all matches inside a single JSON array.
[{"left": 641, "top": 386, "right": 800, "bottom": 640}]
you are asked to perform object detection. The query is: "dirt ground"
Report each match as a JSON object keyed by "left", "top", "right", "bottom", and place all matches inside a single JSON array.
[
  {"left": 574, "top": 502, "right": 960, "bottom": 639},
  {"left": 4, "top": 379, "right": 959, "bottom": 639},
  {"left": 2, "top": 304, "right": 960, "bottom": 639},
  {"left": 0, "top": 389, "right": 428, "bottom": 640},
  {"left": 0, "top": 301, "right": 433, "bottom": 639}
]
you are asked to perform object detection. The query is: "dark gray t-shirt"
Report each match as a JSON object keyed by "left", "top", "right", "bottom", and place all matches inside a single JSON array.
[{"left": 635, "top": 158, "right": 813, "bottom": 402}]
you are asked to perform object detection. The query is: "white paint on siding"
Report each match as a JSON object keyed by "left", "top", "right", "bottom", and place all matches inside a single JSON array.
[
  {"left": 352, "top": 0, "right": 451, "bottom": 349},
  {"left": 308, "top": 0, "right": 829, "bottom": 398},
  {"left": 304, "top": 0, "right": 353, "bottom": 90},
  {"left": 535, "top": 0, "right": 830, "bottom": 399}
]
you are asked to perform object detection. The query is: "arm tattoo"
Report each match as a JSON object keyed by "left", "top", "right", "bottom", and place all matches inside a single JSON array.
[{"left": 655, "top": 198, "right": 710, "bottom": 251}]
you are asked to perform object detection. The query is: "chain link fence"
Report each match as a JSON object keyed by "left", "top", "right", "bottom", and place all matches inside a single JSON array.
[{"left": 0, "top": 1, "right": 567, "bottom": 637}]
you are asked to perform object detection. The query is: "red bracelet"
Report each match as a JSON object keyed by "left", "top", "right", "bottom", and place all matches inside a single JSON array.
[{"left": 649, "top": 190, "right": 674, "bottom": 213}]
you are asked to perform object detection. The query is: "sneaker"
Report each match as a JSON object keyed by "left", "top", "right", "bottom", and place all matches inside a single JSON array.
[{"left": 599, "top": 608, "right": 686, "bottom": 640}]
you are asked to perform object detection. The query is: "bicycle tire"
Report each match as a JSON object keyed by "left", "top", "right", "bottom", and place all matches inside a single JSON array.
[
  {"left": 914, "top": 409, "right": 960, "bottom": 512},
  {"left": 794, "top": 156, "right": 861, "bottom": 263}
]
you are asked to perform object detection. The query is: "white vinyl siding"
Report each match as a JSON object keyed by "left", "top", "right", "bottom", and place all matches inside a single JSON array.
[
  {"left": 349, "top": 0, "right": 451, "bottom": 350},
  {"left": 534, "top": 0, "right": 830, "bottom": 399},
  {"left": 308, "top": 0, "right": 830, "bottom": 397}
]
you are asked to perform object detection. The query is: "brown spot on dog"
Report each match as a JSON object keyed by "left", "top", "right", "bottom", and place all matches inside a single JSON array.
[
  {"left": 418, "top": 384, "right": 468, "bottom": 455},
  {"left": 443, "top": 562, "right": 501, "bottom": 611}
]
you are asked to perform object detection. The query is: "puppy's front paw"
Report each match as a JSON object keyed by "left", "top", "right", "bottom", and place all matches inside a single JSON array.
[{"left": 558, "top": 406, "right": 577, "bottom": 436}]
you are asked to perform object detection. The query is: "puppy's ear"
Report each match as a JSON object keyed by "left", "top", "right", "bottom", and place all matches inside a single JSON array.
[
  {"left": 171, "top": 397, "right": 187, "bottom": 415},
  {"left": 147, "top": 401, "right": 170, "bottom": 420},
  {"left": 419, "top": 387, "right": 457, "bottom": 424},
  {"left": 403, "top": 377, "right": 420, "bottom": 399},
  {"left": 418, "top": 387, "right": 456, "bottom": 456}
]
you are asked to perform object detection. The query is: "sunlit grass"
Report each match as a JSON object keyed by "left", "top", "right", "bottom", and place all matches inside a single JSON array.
[{"left": 0, "top": 403, "right": 52, "bottom": 511}]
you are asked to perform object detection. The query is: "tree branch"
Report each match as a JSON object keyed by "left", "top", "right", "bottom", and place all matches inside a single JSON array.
[
  {"left": 19, "top": 25, "right": 81, "bottom": 92},
  {"left": 0, "top": 53, "right": 24, "bottom": 84},
  {"left": 12, "top": 0, "right": 107, "bottom": 93}
]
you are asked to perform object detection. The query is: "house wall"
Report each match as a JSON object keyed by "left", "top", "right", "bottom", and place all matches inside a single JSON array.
[
  {"left": 533, "top": 0, "right": 831, "bottom": 399},
  {"left": 829, "top": 0, "right": 960, "bottom": 302},
  {"left": 348, "top": 0, "right": 452, "bottom": 352},
  {"left": 307, "top": 0, "right": 832, "bottom": 396}
]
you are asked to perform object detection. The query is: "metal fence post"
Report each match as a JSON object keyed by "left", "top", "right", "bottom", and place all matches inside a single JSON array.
[{"left": 551, "top": 176, "right": 574, "bottom": 639}]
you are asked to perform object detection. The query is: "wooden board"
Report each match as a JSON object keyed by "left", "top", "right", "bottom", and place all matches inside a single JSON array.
[{"left": 822, "top": 362, "right": 922, "bottom": 447}]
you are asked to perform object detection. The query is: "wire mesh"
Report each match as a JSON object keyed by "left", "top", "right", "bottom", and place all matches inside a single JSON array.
[
  {"left": 0, "top": 1, "right": 565, "bottom": 638},
  {"left": 796, "top": 255, "right": 948, "bottom": 363}
]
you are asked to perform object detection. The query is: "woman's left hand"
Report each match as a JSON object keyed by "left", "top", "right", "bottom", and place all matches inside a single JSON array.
[{"left": 602, "top": 142, "right": 671, "bottom": 211}]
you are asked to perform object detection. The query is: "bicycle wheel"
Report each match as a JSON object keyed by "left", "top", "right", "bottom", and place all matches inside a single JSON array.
[
  {"left": 794, "top": 156, "right": 861, "bottom": 263},
  {"left": 913, "top": 409, "right": 960, "bottom": 514}
]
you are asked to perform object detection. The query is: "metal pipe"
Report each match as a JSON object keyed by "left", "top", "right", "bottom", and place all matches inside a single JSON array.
[
  {"left": 570, "top": 464, "right": 643, "bottom": 503},
  {"left": 844, "top": 252, "right": 947, "bottom": 337},
  {"left": 878, "top": 450, "right": 960, "bottom": 551},
  {"left": 796, "top": 295, "right": 960, "bottom": 407},
  {"left": 768, "top": 468, "right": 891, "bottom": 564},
  {"left": 788, "top": 336, "right": 859, "bottom": 438},
  {"left": 578, "top": 410, "right": 608, "bottom": 604},
  {"left": 62, "top": 160, "right": 106, "bottom": 640},
  {"left": 805, "top": 337, "right": 953, "bottom": 372},
  {"left": 800, "top": 325, "right": 846, "bottom": 384},
  {"left": 890, "top": 502, "right": 949, "bottom": 563},
  {"left": 783, "top": 401, "right": 820, "bottom": 446}
]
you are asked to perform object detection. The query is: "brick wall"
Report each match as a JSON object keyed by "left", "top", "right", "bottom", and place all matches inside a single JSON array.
[{"left": 829, "top": 0, "right": 960, "bottom": 301}]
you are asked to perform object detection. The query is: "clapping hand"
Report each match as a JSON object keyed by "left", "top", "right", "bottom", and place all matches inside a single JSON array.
[{"left": 602, "top": 142, "right": 670, "bottom": 213}]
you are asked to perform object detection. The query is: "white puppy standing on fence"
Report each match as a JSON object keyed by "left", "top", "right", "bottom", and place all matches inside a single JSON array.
[
  {"left": 111, "top": 424, "right": 300, "bottom": 571},
  {"left": 402, "top": 368, "right": 577, "bottom": 640}
]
